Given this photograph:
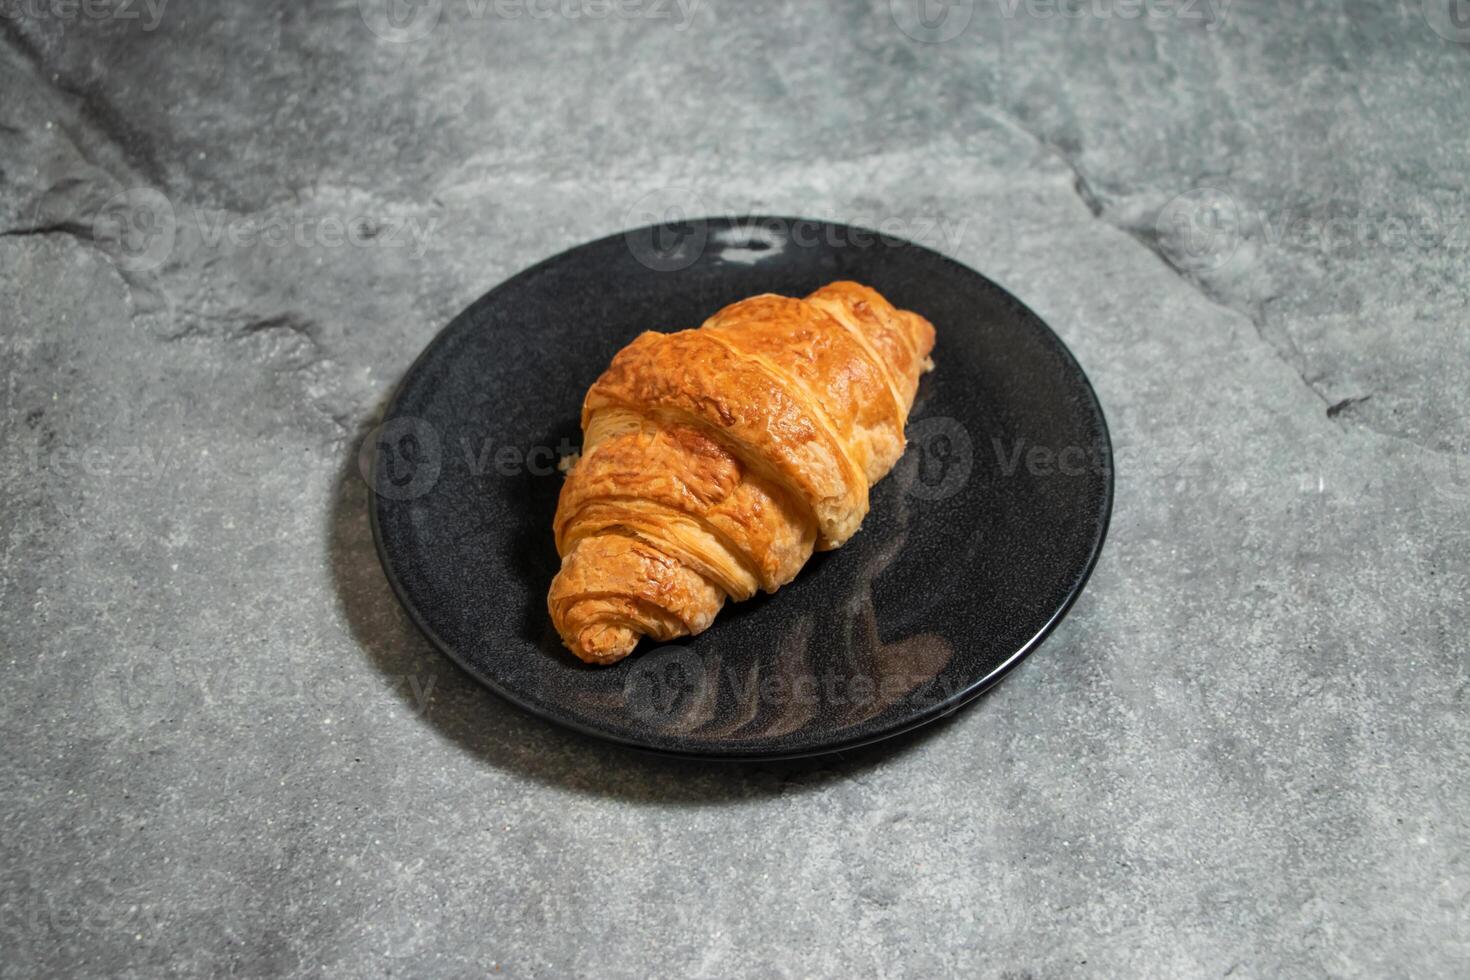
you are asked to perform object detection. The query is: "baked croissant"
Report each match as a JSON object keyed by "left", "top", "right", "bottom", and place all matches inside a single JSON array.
[{"left": 548, "top": 281, "right": 936, "bottom": 664}]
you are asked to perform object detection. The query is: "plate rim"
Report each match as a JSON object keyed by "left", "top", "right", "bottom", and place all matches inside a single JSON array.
[{"left": 368, "top": 215, "right": 1115, "bottom": 762}]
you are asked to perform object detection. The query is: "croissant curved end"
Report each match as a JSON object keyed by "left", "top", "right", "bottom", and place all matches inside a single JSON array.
[{"left": 575, "top": 622, "right": 639, "bottom": 665}]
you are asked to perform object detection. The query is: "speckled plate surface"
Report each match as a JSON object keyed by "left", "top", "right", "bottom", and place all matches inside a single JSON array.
[{"left": 367, "top": 216, "right": 1112, "bottom": 760}]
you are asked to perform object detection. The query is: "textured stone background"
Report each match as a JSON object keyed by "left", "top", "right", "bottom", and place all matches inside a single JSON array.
[{"left": 3, "top": 1, "right": 1468, "bottom": 976}]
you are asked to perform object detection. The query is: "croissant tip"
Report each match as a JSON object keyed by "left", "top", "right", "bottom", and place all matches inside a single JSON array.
[{"left": 572, "top": 624, "right": 641, "bottom": 665}]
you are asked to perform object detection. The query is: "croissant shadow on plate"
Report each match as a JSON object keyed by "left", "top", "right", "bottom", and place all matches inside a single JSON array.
[
  {"left": 509, "top": 416, "right": 586, "bottom": 658},
  {"left": 597, "top": 468, "right": 955, "bottom": 740}
]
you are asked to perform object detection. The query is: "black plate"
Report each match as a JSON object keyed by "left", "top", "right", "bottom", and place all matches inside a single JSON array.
[{"left": 367, "top": 216, "right": 1112, "bottom": 760}]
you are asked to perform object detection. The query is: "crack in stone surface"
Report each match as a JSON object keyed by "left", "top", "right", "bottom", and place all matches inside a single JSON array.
[
  {"left": 979, "top": 102, "right": 1450, "bottom": 454},
  {"left": 0, "top": 19, "right": 166, "bottom": 188},
  {"left": 236, "top": 313, "right": 325, "bottom": 358},
  {"left": 0, "top": 29, "right": 173, "bottom": 322},
  {"left": 0, "top": 220, "right": 95, "bottom": 241},
  {"left": 1327, "top": 394, "right": 1373, "bottom": 419}
]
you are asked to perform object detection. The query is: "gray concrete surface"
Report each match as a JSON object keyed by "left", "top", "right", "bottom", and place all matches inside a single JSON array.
[{"left": 2, "top": 1, "right": 1468, "bottom": 976}]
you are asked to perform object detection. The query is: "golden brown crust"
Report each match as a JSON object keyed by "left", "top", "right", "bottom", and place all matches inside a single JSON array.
[
  {"left": 583, "top": 327, "right": 866, "bottom": 546},
  {"left": 548, "top": 281, "right": 936, "bottom": 664},
  {"left": 555, "top": 409, "right": 813, "bottom": 598},
  {"left": 806, "top": 281, "right": 936, "bottom": 421}
]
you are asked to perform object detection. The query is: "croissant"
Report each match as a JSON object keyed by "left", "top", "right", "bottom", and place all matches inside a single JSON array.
[{"left": 548, "top": 281, "right": 936, "bottom": 665}]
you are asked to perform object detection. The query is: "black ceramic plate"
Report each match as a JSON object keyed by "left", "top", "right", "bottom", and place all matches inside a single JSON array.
[{"left": 368, "top": 216, "right": 1112, "bottom": 760}]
